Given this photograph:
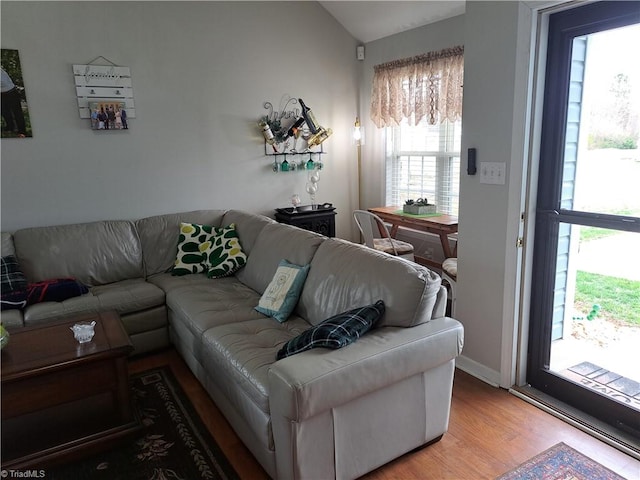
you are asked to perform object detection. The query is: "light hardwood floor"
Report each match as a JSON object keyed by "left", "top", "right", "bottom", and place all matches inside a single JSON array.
[{"left": 128, "top": 349, "right": 639, "bottom": 479}]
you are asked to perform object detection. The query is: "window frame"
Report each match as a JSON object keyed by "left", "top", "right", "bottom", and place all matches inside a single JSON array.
[{"left": 385, "top": 119, "right": 461, "bottom": 216}]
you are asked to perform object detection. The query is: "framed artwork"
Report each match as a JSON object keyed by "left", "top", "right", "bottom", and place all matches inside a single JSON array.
[
  {"left": 1, "top": 48, "right": 32, "bottom": 138},
  {"left": 89, "top": 101, "right": 129, "bottom": 130}
]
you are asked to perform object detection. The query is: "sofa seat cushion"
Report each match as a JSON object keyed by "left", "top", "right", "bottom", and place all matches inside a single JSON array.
[
  {"left": 23, "top": 294, "right": 101, "bottom": 325},
  {"left": 201, "top": 317, "right": 310, "bottom": 414},
  {"left": 155, "top": 274, "right": 265, "bottom": 337},
  {"left": 147, "top": 271, "right": 215, "bottom": 293},
  {"left": 22, "top": 278, "right": 164, "bottom": 325},
  {"left": 90, "top": 278, "right": 165, "bottom": 314},
  {"left": 1, "top": 309, "right": 24, "bottom": 328}
]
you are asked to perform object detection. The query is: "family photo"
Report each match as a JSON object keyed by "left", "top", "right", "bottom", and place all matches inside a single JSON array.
[{"left": 89, "top": 101, "right": 129, "bottom": 130}]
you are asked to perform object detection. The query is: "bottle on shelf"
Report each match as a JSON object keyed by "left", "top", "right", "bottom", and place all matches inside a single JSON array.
[
  {"left": 307, "top": 126, "right": 333, "bottom": 148},
  {"left": 298, "top": 98, "right": 320, "bottom": 134},
  {"left": 286, "top": 117, "right": 305, "bottom": 139},
  {"left": 259, "top": 119, "right": 275, "bottom": 144},
  {"left": 259, "top": 119, "right": 278, "bottom": 153}
]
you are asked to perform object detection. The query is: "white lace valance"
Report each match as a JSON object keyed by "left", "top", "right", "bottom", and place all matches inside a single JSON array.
[{"left": 370, "top": 46, "right": 464, "bottom": 128}]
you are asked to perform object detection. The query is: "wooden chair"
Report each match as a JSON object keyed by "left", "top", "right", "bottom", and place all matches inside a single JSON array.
[
  {"left": 441, "top": 257, "right": 458, "bottom": 316},
  {"left": 353, "top": 210, "right": 415, "bottom": 261}
]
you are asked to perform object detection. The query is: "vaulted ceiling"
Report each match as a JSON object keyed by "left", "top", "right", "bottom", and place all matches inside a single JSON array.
[{"left": 319, "top": 1, "right": 465, "bottom": 43}]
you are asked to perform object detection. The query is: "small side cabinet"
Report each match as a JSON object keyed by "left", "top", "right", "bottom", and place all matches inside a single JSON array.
[{"left": 275, "top": 204, "right": 336, "bottom": 237}]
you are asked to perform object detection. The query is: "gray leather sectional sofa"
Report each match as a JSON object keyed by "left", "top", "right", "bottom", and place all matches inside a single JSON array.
[{"left": 0, "top": 209, "right": 464, "bottom": 479}]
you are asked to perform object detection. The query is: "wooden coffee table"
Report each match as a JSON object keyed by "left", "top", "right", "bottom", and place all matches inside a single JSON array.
[{"left": 1, "top": 311, "right": 139, "bottom": 469}]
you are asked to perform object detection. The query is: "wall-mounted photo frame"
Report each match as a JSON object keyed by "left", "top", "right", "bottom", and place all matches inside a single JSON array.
[
  {"left": 1, "top": 48, "right": 33, "bottom": 138},
  {"left": 73, "top": 62, "right": 135, "bottom": 128},
  {"left": 89, "top": 101, "right": 129, "bottom": 131}
]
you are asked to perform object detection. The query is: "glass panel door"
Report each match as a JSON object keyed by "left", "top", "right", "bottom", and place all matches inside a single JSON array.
[{"left": 528, "top": 1, "right": 640, "bottom": 439}]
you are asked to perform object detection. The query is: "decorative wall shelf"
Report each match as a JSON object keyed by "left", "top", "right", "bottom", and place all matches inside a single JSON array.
[
  {"left": 259, "top": 95, "right": 330, "bottom": 173},
  {"left": 73, "top": 57, "right": 135, "bottom": 119},
  {"left": 266, "top": 144, "right": 324, "bottom": 173}
]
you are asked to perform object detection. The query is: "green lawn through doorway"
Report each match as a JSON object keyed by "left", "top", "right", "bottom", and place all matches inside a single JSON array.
[{"left": 575, "top": 270, "right": 640, "bottom": 326}]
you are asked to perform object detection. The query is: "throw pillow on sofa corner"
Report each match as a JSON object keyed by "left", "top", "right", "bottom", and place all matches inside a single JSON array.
[
  {"left": 0, "top": 255, "right": 28, "bottom": 310},
  {"left": 172, "top": 222, "right": 215, "bottom": 276},
  {"left": 255, "top": 259, "right": 310, "bottom": 323},
  {"left": 204, "top": 223, "right": 247, "bottom": 278},
  {"left": 276, "top": 300, "right": 386, "bottom": 360}
]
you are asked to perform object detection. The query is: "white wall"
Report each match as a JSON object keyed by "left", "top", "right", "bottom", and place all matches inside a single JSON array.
[
  {"left": 456, "top": 1, "right": 532, "bottom": 386},
  {"left": 359, "top": 3, "right": 533, "bottom": 386},
  {"left": 0, "top": 1, "right": 360, "bottom": 236}
]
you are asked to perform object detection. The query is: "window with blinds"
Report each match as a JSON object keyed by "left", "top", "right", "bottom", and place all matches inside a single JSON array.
[{"left": 385, "top": 119, "right": 461, "bottom": 216}]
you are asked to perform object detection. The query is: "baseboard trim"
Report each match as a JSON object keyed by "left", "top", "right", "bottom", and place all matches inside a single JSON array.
[
  {"left": 510, "top": 385, "right": 640, "bottom": 460},
  {"left": 455, "top": 355, "right": 501, "bottom": 387}
]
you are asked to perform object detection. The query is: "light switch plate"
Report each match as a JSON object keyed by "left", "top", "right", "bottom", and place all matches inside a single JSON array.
[{"left": 479, "top": 162, "right": 506, "bottom": 185}]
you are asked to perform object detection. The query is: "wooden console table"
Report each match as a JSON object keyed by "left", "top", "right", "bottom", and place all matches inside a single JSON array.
[
  {"left": 368, "top": 206, "right": 458, "bottom": 270},
  {"left": 1, "top": 311, "right": 139, "bottom": 469}
]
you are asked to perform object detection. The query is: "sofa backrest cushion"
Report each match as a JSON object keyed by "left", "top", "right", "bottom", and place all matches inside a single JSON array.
[
  {"left": 13, "top": 220, "right": 143, "bottom": 286},
  {"left": 237, "top": 222, "right": 325, "bottom": 295},
  {"left": 221, "top": 210, "right": 274, "bottom": 257},
  {"left": 135, "top": 210, "right": 226, "bottom": 276},
  {"left": 1, "top": 232, "right": 15, "bottom": 257},
  {"left": 298, "top": 238, "right": 442, "bottom": 327}
]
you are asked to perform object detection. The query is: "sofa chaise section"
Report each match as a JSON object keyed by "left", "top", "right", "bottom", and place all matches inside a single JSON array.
[{"left": 188, "top": 235, "right": 463, "bottom": 479}]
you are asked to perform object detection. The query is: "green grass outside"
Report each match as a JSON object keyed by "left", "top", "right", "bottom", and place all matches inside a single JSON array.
[
  {"left": 576, "top": 215, "right": 639, "bottom": 326},
  {"left": 574, "top": 270, "right": 640, "bottom": 326},
  {"left": 579, "top": 226, "right": 617, "bottom": 243}
]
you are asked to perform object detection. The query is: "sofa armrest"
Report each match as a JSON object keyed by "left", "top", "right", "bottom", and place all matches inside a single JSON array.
[{"left": 268, "top": 316, "right": 463, "bottom": 422}]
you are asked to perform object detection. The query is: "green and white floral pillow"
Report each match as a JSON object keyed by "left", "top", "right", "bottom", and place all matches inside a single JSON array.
[
  {"left": 172, "top": 222, "right": 214, "bottom": 276},
  {"left": 203, "top": 224, "right": 247, "bottom": 278}
]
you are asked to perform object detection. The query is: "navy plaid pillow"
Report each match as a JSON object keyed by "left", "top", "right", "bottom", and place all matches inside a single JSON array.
[
  {"left": 1, "top": 255, "right": 28, "bottom": 310},
  {"left": 276, "top": 300, "right": 385, "bottom": 360}
]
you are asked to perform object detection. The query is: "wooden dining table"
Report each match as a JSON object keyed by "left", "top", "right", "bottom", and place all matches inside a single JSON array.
[{"left": 368, "top": 206, "right": 458, "bottom": 270}]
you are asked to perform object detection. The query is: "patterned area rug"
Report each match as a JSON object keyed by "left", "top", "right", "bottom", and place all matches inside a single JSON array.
[
  {"left": 496, "top": 442, "right": 626, "bottom": 480},
  {"left": 48, "top": 367, "right": 239, "bottom": 480}
]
